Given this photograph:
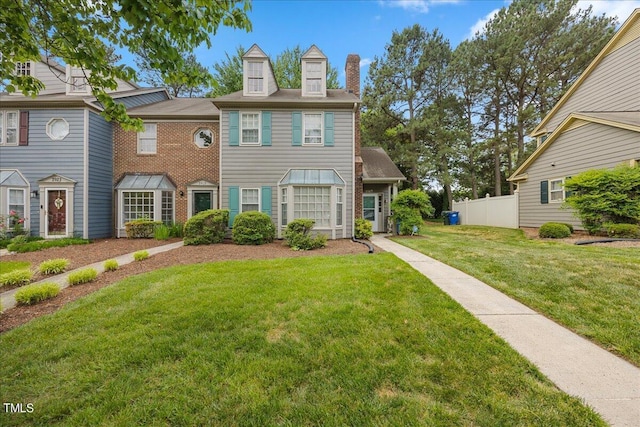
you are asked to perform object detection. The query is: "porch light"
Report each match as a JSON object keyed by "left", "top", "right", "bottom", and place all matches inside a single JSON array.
[{"left": 31, "top": 190, "right": 39, "bottom": 198}]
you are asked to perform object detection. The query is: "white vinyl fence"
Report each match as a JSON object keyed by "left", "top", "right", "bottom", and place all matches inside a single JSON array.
[{"left": 452, "top": 193, "right": 519, "bottom": 229}]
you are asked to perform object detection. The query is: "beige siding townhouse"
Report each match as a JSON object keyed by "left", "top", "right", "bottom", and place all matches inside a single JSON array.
[{"left": 508, "top": 9, "right": 640, "bottom": 230}]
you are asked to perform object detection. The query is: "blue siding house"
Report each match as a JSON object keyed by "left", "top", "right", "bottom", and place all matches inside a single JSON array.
[{"left": 0, "top": 58, "right": 169, "bottom": 238}]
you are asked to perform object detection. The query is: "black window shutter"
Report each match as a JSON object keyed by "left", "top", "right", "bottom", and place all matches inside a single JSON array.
[
  {"left": 540, "top": 180, "right": 549, "bottom": 204},
  {"left": 19, "top": 111, "right": 29, "bottom": 146}
]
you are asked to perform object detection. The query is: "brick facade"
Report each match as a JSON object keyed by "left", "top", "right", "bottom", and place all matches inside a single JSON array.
[
  {"left": 113, "top": 121, "right": 220, "bottom": 223},
  {"left": 345, "top": 53, "right": 363, "bottom": 219}
]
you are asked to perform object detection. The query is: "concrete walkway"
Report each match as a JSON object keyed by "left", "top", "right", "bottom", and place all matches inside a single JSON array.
[
  {"left": 1, "top": 241, "right": 184, "bottom": 311},
  {"left": 371, "top": 235, "right": 640, "bottom": 427}
]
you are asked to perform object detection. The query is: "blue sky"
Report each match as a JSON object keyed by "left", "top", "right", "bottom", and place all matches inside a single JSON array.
[{"left": 127, "top": 0, "right": 640, "bottom": 87}]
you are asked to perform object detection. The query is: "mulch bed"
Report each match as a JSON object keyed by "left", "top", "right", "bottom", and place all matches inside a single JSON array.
[{"left": 0, "top": 238, "right": 378, "bottom": 333}]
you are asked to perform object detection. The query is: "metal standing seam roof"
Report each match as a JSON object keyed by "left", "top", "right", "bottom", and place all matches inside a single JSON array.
[
  {"left": 0, "top": 170, "right": 29, "bottom": 187},
  {"left": 115, "top": 174, "right": 176, "bottom": 190},
  {"left": 279, "top": 169, "right": 345, "bottom": 185}
]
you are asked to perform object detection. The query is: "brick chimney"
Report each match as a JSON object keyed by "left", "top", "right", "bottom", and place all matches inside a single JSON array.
[{"left": 346, "top": 53, "right": 363, "bottom": 220}]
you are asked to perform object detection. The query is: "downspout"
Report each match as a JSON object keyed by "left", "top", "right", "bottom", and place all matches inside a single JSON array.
[{"left": 352, "top": 236, "right": 374, "bottom": 253}]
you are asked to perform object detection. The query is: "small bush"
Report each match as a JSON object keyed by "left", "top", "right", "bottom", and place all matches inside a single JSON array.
[
  {"left": 125, "top": 219, "right": 162, "bottom": 239},
  {"left": 232, "top": 211, "right": 276, "bottom": 245},
  {"left": 68, "top": 268, "right": 98, "bottom": 286},
  {"left": 561, "top": 223, "right": 575, "bottom": 234},
  {"left": 154, "top": 224, "right": 171, "bottom": 240},
  {"left": 39, "top": 258, "right": 70, "bottom": 275},
  {"left": 7, "top": 237, "right": 87, "bottom": 253},
  {"left": 183, "top": 209, "right": 229, "bottom": 245},
  {"left": 605, "top": 223, "right": 640, "bottom": 239},
  {"left": 133, "top": 250, "right": 149, "bottom": 261},
  {"left": 539, "top": 222, "right": 571, "bottom": 239},
  {"left": 354, "top": 218, "right": 373, "bottom": 240},
  {"left": 104, "top": 259, "right": 119, "bottom": 271},
  {"left": 284, "top": 219, "right": 327, "bottom": 251},
  {"left": 0, "top": 269, "right": 33, "bottom": 287},
  {"left": 391, "top": 190, "right": 434, "bottom": 235},
  {"left": 15, "top": 283, "right": 60, "bottom": 305}
]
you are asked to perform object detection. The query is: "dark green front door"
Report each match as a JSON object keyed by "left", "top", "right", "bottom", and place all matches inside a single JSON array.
[{"left": 194, "top": 191, "right": 212, "bottom": 214}]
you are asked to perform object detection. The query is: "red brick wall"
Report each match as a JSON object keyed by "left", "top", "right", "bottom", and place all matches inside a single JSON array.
[
  {"left": 113, "top": 121, "right": 220, "bottom": 223},
  {"left": 346, "top": 53, "right": 363, "bottom": 219}
]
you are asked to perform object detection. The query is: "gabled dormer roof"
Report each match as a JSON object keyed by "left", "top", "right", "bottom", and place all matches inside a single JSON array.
[
  {"left": 531, "top": 8, "right": 640, "bottom": 137},
  {"left": 302, "top": 45, "right": 327, "bottom": 60},
  {"left": 241, "top": 44, "right": 278, "bottom": 97},
  {"left": 301, "top": 45, "right": 327, "bottom": 98}
]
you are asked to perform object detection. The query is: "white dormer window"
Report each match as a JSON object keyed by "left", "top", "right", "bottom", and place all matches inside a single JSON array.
[
  {"left": 66, "top": 65, "right": 91, "bottom": 95},
  {"left": 247, "top": 61, "right": 264, "bottom": 94},
  {"left": 301, "top": 46, "right": 327, "bottom": 97},
  {"left": 15, "top": 62, "right": 32, "bottom": 76},
  {"left": 305, "top": 62, "right": 323, "bottom": 94}
]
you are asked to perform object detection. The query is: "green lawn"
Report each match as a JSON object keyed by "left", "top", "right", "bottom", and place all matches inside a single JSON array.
[
  {"left": 0, "top": 254, "right": 603, "bottom": 426},
  {"left": 0, "top": 261, "right": 31, "bottom": 275},
  {"left": 394, "top": 225, "right": 640, "bottom": 366}
]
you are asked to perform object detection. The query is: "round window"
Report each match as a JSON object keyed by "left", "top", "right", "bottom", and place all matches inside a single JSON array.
[
  {"left": 47, "top": 118, "right": 70, "bottom": 140},
  {"left": 194, "top": 128, "right": 213, "bottom": 148}
]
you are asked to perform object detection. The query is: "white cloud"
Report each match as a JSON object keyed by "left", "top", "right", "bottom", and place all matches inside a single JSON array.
[
  {"left": 467, "top": 8, "right": 500, "bottom": 39},
  {"left": 576, "top": 1, "right": 640, "bottom": 23},
  {"left": 378, "top": 0, "right": 461, "bottom": 14},
  {"left": 360, "top": 58, "right": 373, "bottom": 68}
]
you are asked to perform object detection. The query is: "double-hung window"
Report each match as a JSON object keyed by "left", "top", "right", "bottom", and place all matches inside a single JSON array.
[
  {"left": 549, "top": 178, "right": 565, "bottom": 202},
  {"left": 241, "top": 188, "right": 260, "bottom": 212},
  {"left": 15, "top": 62, "right": 31, "bottom": 76},
  {"left": 8, "top": 188, "right": 26, "bottom": 229},
  {"left": 0, "top": 111, "right": 18, "bottom": 145},
  {"left": 241, "top": 113, "right": 260, "bottom": 145},
  {"left": 247, "top": 62, "right": 264, "bottom": 93},
  {"left": 305, "top": 62, "right": 323, "bottom": 94},
  {"left": 138, "top": 123, "right": 157, "bottom": 154},
  {"left": 123, "top": 191, "right": 154, "bottom": 223},
  {"left": 303, "top": 113, "right": 322, "bottom": 145}
]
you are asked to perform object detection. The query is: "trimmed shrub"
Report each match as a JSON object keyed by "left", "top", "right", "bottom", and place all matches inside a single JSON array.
[
  {"left": 390, "top": 190, "right": 434, "bottom": 235},
  {"left": 539, "top": 222, "right": 571, "bottom": 239},
  {"left": 68, "top": 268, "right": 98, "bottom": 286},
  {"left": 15, "top": 282, "right": 60, "bottom": 305},
  {"left": 39, "top": 258, "right": 70, "bottom": 275},
  {"left": 104, "top": 259, "right": 119, "bottom": 271},
  {"left": 133, "top": 250, "right": 149, "bottom": 261},
  {"left": 154, "top": 224, "right": 171, "bottom": 240},
  {"left": 354, "top": 218, "right": 373, "bottom": 239},
  {"left": 0, "top": 269, "right": 33, "bottom": 287},
  {"left": 284, "top": 219, "right": 327, "bottom": 251},
  {"left": 232, "top": 211, "right": 276, "bottom": 245},
  {"left": 564, "top": 166, "right": 640, "bottom": 234},
  {"left": 7, "top": 237, "right": 87, "bottom": 253},
  {"left": 606, "top": 223, "right": 640, "bottom": 239},
  {"left": 183, "top": 209, "right": 229, "bottom": 245},
  {"left": 125, "top": 219, "right": 162, "bottom": 238}
]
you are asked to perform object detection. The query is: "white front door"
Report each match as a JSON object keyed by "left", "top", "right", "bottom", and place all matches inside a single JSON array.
[{"left": 363, "top": 194, "right": 381, "bottom": 232}]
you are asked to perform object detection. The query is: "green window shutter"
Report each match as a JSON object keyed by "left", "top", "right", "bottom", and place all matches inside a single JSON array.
[
  {"left": 324, "top": 112, "right": 334, "bottom": 147},
  {"left": 262, "top": 111, "right": 271, "bottom": 146},
  {"left": 261, "top": 186, "right": 272, "bottom": 216},
  {"left": 229, "top": 111, "right": 239, "bottom": 146},
  {"left": 292, "top": 112, "right": 302, "bottom": 146},
  {"left": 540, "top": 180, "right": 549, "bottom": 204},
  {"left": 229, "top": 186, "right": 239, "bottom": 226}
]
